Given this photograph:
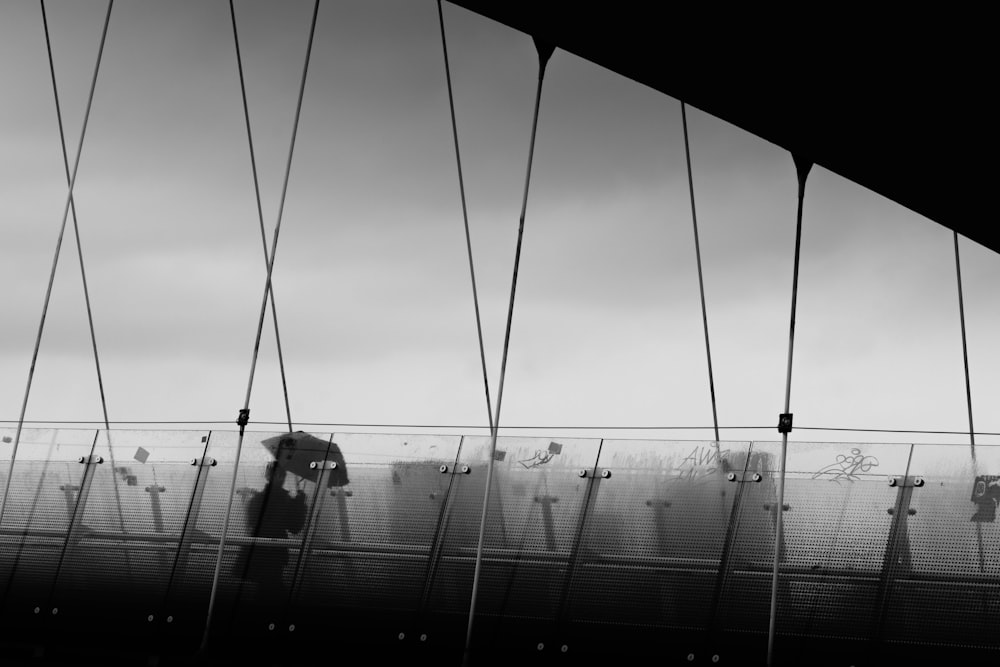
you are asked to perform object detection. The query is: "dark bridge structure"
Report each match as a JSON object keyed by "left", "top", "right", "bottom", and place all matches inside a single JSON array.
[{"left": 1, "top": 2, "right": 996, "bottom": 666}]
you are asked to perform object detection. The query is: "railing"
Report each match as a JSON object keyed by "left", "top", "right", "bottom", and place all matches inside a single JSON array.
[{"left": 0, "top": 428, "right": 996, "bottom": 664}]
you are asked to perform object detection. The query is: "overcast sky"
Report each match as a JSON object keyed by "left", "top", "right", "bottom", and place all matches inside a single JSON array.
[{"left": 2, "top": 0, "right": 999, "bottom": 448}]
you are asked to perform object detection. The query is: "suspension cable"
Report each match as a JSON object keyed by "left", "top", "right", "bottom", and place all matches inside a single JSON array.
[
  {"left": 463, "top": 37, "right": 555, "bottom": 667},
  {"left": 681, "top": 102, "right": 720, "bottom": 443},
  {"left": 767, "top": 154, "right": 812, "bottom": 667},
  {"left": 38, "top": 0, "right": 132, "bottom": 579},
  {"left": 437, "top": 0, "right": 494, "bottom": 434},
  {"left": 200, "top": 0, "right": 320, "bottom": 652},
  {"left": 0, "top": 0, "right": 113, "bottom": 529},
  {"left": 229, "top": 0, "right": 294, "bottom": 433},
  {"left": 954, "top": 232, "right": 976, "bottom": 460}
]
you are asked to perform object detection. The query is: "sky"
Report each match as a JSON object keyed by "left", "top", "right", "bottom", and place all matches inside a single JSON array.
[{"left": 1, "top": 0, "right": 999, "bottom": 448}]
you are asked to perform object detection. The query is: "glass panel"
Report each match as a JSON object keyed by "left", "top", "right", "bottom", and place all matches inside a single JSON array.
[
  {"left": 286, "top": 432, "right": 463, "bottom": 640},
  {"left": 776, "top": 441, "right": 910, "bottom": 640},
  {"left": 197, "top": 430, "right": 332, "bottom": 639},
  {"left": 883, "top": 442, "right": 1000, "bottom": 648},
  {"left": 47, "top": 430, "right": 209, "bottom": 637},
  {"left": 425, "top": 436, "right": 602, "bottom": 649},
  {"left": 566, "top": 440, "right": 752, "bottom": 636},
  {"left": 712, "top": 441, "right": 782, "bottom": 639},
  {"left": 0, "top": 428, "right": 97, "bottom": 630}
]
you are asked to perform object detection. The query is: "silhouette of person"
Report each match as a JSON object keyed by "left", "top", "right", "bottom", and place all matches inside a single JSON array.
[{"left": 236, "top": 460, "right": 307, "bottom": 602}]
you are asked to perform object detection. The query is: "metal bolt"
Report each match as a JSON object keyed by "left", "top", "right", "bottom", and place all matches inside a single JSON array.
[
  {"left": 420, "top": 633, "right": 427, "bottom": 642},
  {"left": 288, "top": 624, "right": 295, "bottom": 632},
  {"left": 752, "top": 473, "right": 762, "bottom": 482},
  {"left": 398, "top": 632, "right": 405, "bottom": 640},
  {"left": 578, "top": 469, "right": 588, "bottom": 478},
  {"left": 96, "top": 456, "right": 104, "bottom": 464},
  {"left": 461, "top": 464, "right": 470, "bottom": 474},
  {"left": 888, "top": 477, "right": 898, "bottom": 487},
  {"left": 209, "top": 458, "right": 217, "bottom": 466},
  {"left": 914, "top": 477, "right": 925, "bottom": 487},
  {"left": 439, "top": 465, "right": 449, "bottom": 474},
  {"left": 537, "top": 643, "right": 545, "bottom": 651},
  {"left": 190, "top": 458, "right": 198, "bottom": 466},
  {"left": 147, "top": 615, "right": 154, "bottom": 622},
  {"left": 712, "top": 655, "right": 720, "bottom": 663},
  {"left": 687, "top": 654, "right": 695, "bottom": 662},
  {"left": 310, "top": 462, "right": 317, "bottom": 469},
  {"left": 51, "top": 608, "right": 58, "bottom": 615},
  {"left": 330, "top": 462, "right": 338, "bottom": 469},
  {"left": 268, "top": 623, "right": 275, "bottom": 631},
  {"left": 33, "top": 607, "right": 40, "bottom": 614},
  {"left": 78, "top": 456, "right": 86, "bottom": 464},
  {"left": 166, "top": 616, "right": 173, "bottom": 623},
  {"left": 727, "top": 472, "right": 737, "bottom": 482},
  {"left": 561, "top": 644, "right": 569, "bottom": 653},
  {"left": 601, "top": 469, "right": 612, "bottom": 479}
]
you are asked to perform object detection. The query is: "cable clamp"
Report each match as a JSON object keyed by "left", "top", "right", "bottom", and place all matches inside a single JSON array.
[
  {"left": 236, "top": 409, "right": 250, "bottom": 428},
  {"left": 777, "top": 413, "right": 793, "bottom": 434}
]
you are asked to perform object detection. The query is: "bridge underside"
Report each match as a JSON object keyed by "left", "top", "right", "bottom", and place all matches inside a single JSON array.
[
  {"left": 2, "top": 428, "right": 999, "bottom": 665},
  {"left": 450, "top": 2, "right": 995, "bottom": 254}
]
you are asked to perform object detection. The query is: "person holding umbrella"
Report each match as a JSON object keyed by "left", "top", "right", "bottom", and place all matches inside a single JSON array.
[{"left": 235, "top": 458, "right": 307, "bottom": 602}]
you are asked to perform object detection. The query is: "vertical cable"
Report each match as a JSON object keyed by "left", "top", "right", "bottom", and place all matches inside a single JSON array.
[
  {"left": 437, "top": 0, "right": 494, "bottom": 434},
  {"left": 200, "top": 1, "right": 320, "bottom": 652},
  {"left": 681, "top": 102, "right": 720, "bottom": 443},
  {"left": 767, "top": 154, "right": 811, "bottom": 667},
  {"left": 953, "top": 232, "right": 985, "bottom": 575},
  {"left": 229, "top": 0, "right": 294, "bottom": 433},
  {"left": 463, "top": 38, "right": 555, "bottom": 667},
  {"left": 0, "top": 0, "right": 113, "bottom": 529},
  {"left": 954, "top": 232, "right": 976, "bottom": 459},
  {"left": 38, "top": 0, "right": 132, "bottom": 580}
]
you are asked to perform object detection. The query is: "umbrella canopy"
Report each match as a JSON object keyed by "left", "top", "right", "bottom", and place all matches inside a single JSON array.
[{"left": 260, "top": 431, "right": 350, "bottom": 487}]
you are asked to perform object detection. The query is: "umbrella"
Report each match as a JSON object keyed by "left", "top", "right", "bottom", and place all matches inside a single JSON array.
[{"left": 260, "top": 431, "right": 349, "bottom": 487}]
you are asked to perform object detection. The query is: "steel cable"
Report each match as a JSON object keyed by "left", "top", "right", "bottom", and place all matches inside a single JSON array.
[
  {"left": 0, "top": 0, "right": 114, "bottom": 529},
  {"left": 200, "top": 0, "right": 320, "bottom": 651}
]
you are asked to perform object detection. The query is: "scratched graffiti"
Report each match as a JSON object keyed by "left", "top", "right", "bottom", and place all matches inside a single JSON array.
[
  {"left": 663, "top": 444, "right": 730, "bottom": 485},
  {"left": 518, "top": 441, "right": 563, "bottom": 470},
  {"left": 811, "top": 448, "right": 879, "bottom": 484},
  {"left": 519, "top": 449, "right": 555, "bottom": 469}
]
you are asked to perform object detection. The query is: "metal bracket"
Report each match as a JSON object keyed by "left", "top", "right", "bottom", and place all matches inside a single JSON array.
[
  {"left": 189, "top": 456, "right": 217, "bottom": 467},
  {"left": 439, "top": 464, "right": 471, "bottom": 475},
  {"left": 726, "top": 471, "right": 763, "bottom": 483},
  {"left": 777, "top": 413, "right": 793, "bottom": 434},
  {"left": 77, "top": 455, "right": 104, "bottom": 464},
  {"left": 887, "top": 475, "right": 924, "bottom": 488},
  {"left": 577, "top": 469, "right": 611, "bottom": 479},
  {"left": 309, "top": 461, "right": 341, "bottom": 471}
]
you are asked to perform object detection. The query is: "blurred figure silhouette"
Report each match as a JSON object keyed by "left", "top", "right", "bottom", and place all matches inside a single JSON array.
[{"left": 235, "top": 461, "right": 307, "bottom": 601}]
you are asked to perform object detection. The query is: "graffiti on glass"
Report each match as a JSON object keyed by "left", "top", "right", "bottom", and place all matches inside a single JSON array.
[
  {"left": 664, "top": 445, "right": 730, "bottom": 485},
  {"left": 518, "top": 441, "right": 563, "bottom": 470},
  {"left": 812, "top": 448, "right": 879, "bottom": 484}
]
